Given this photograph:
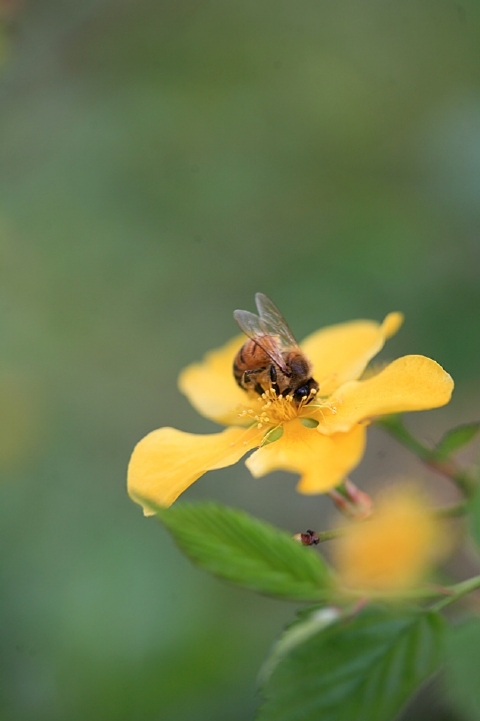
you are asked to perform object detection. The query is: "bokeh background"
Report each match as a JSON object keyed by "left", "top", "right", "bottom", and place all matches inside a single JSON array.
[{"left": 1, "top": 1, "right": 479, "bottom": 719}]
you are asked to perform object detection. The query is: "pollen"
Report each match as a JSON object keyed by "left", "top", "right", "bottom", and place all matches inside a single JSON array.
[
  {"left": 242, "top": 388, "right": 321, "bottom": 427},
  {"left": 264, "top": 391, "right": 299, "bottom": 422},
  {"left": 238, "top": 405, "right": 272, "bottom": 428}
]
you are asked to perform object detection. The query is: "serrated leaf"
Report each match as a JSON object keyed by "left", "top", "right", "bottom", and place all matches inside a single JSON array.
[
  {"left": 257, "top": 606, "right": 445, "bottom": 721},
  {"left": 259, "top": 606, "right": 341, "bottom": 685},
  {"left": 156, "top": 502, "right": 334, "bottom": 601},
  {"left": 445, "top": 618, "right": 480, "bottom": 720},
  {"left": 435, "top": 422, "right": 480, "bottom": 460}
]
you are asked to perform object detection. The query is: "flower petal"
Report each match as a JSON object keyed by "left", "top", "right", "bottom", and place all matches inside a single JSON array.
[
  {"left": 128, "top": 425, "right": 263, "bottom": 514},
  {"left": 318, "top": 355, "right": 454, "bottom": 434},
  {"left": 245, "top": 419, "right": 366, "bottom": 494},
  {"left": 178, "top": 335, "right": 251, "bottom": 426},
  {"left": 301, "top": 313, "right": 403, "bottom": 396},
  {"left": 333, "top": 484, "right": 450, "bottom": 594}
]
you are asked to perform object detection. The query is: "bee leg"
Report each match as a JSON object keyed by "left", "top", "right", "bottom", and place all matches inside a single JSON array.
[
  {"left": 269, "top": 365, "right": 280, "bottom": 395},
  {"left": 242, "top": 369, "right": 268, "bottom": 397},
  {"left": 242, "top": 369, "right": 265, "bottom": 392}
]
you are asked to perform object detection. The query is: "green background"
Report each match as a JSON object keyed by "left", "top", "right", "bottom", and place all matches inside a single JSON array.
[{"left": 0, "top": 1, "right": 479, "bottom": 719}]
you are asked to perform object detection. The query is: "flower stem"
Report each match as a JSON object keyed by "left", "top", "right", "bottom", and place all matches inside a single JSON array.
[
  {"left": 316, "top": 527, "right": 346, "bottom": 542},
  {"left": 305, "top": 500, "right": 465, "bottom": 549},
  {"left": 430, "top": 574, "right": 480, "bottom": 612},
  {"left": 378, "top": 415, "right": 476, "bottom": 498}
]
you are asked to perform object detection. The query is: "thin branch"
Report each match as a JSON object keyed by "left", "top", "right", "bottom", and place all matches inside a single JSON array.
[
  {"left": 430, "top": 574, "right": 480, "bottom": 612},
  {"left": 378, "top": 415, "right": 477, "bottom": 498}
]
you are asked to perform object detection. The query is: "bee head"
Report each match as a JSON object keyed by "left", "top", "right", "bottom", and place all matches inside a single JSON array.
[{"left": 293, "top": 378, "right": 319, "bottom": 404}]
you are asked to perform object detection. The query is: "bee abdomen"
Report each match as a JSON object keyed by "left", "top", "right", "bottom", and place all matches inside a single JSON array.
[{"left": 233, "top": 359, "right": 244, "bottom": 387}]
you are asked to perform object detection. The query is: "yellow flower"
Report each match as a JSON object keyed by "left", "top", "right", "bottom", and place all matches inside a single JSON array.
[
  {"left": 128, "top": 311, "right": 454, "bottom": 515},
  {"left": 332, "top": 484, "right": 451, "bottom": 594}
]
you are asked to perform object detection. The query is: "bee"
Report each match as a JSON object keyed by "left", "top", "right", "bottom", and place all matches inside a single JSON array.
[{"left": 233, "top": 293, "right": 319, "bottom": 404}]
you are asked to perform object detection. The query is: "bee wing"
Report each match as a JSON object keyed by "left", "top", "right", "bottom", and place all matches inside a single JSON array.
[
  {"left": 255, "top": 293, "right": 299, "bottom": 349},
  {"left": 233, "top": 309, "right": 289, "bottom": 373}
]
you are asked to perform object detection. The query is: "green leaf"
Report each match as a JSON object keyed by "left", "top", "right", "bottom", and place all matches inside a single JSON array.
[
  {"left": 259, "top": 606, "right": 341, "bottom": 685},
  {"left": 468, "top": 486, "right": 480, "bottom": 551},
  {"left": 257, "top": 606, "right": 446, "bottom": 721},
  {"left": 435, "top": 422, "right": 480, "bottom": 460},
  {"left": 444, "top": 618, "right": 480, "bottom": 720},
  {"left": 156, "top": 502, "right": 334, "bottom": 601}
]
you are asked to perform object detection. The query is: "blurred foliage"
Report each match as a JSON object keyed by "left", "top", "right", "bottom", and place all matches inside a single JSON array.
[
  {"left": 0, "top": 0, "right": 479, "bottom": 719},
  {"left": 445, "top": 618, "right": 480, "bottom": 720}
]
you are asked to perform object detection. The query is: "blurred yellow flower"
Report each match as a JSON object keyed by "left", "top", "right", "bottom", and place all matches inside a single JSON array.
[
  {"left": 332, "top": 485, "right": 450, "bottom": 594},
  {"left": 128, "top": 311, "right": 454, "bottom": 514}
]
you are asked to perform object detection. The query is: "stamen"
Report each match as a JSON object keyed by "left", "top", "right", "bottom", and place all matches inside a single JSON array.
[
  {"left": 260, "top": 424, "right": 284, "bottom": 447},
  {"left": 238, "top": 406, "right": 271, "bottom": 428},
  {"left": 238, "top": 387, "right": 331, "bottom": 427}
]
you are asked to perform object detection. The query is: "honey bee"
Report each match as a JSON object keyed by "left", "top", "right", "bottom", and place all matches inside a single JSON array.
[{"left": 233, "top": 293, "right": 319, "bottom": 404}]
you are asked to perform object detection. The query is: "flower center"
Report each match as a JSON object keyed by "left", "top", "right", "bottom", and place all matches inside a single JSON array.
[{"left": 238, "top": 388, "right": 319, "bottom": 428}]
